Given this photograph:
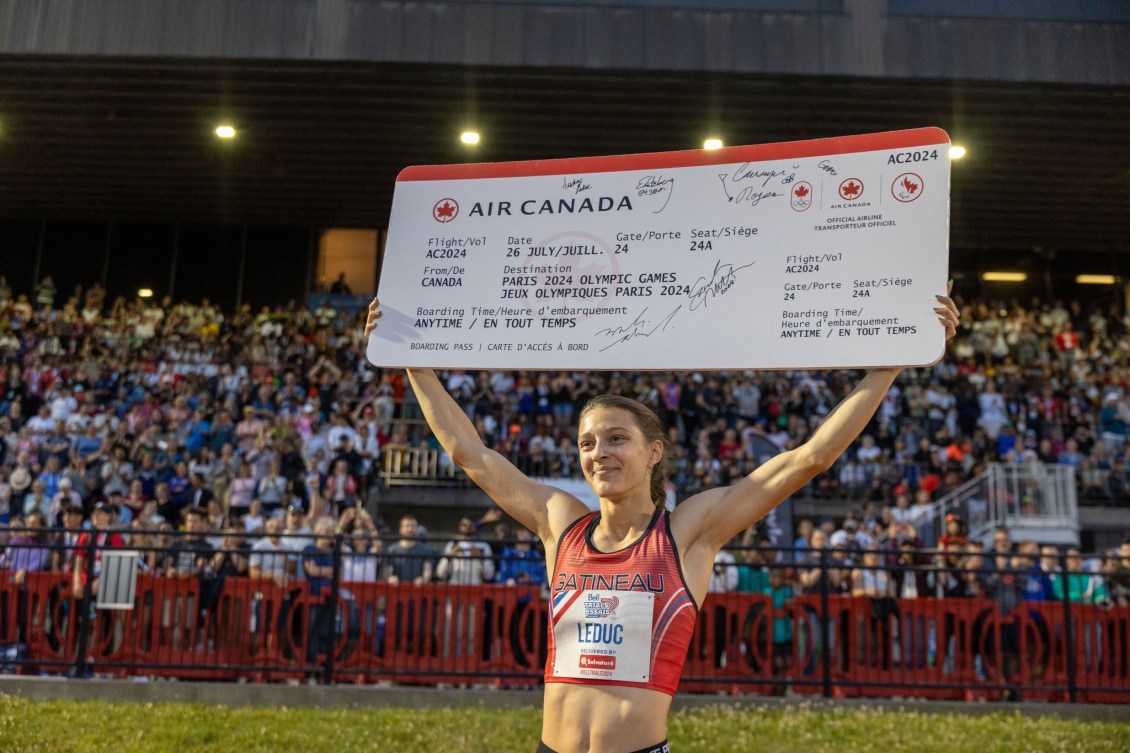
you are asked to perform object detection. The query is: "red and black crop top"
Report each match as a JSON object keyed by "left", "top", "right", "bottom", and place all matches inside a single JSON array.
[{"left": 545, "top": 508, "right": 698, "bottom": 697}]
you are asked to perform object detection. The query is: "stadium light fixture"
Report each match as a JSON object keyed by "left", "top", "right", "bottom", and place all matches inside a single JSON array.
[
  {"left": 138, "top": 288, "right": 154, "bottom": 298},
  {"left": 949, "top": 145, "right": 967, "bottom": 160},
  {"left": 460, "top": 131, "right": 480, "bottom": 146},
  {"left": 703, "top": 138, "right": 724, "bottom": 150},
  {"left": 1076, "top": 274, "right": 1117, "bottom": 285},
  {"left": 214, "top": 124, "right": 236, "bottom": 139},
  {"left": 982, "top": 272, "right": 1027, "bottom": 283}
]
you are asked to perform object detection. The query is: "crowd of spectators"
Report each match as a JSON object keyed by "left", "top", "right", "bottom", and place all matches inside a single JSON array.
[
  {"left": 1, "top": 273, "right": 1128, "bottom": 695},
  {"left": 1, "top": 273, "right": 1129, "bottom": 593}
]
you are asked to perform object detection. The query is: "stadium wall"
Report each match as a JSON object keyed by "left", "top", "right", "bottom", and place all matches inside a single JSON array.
[{"left": 0, "top": 0, "right": 1127, "bottom": 85}]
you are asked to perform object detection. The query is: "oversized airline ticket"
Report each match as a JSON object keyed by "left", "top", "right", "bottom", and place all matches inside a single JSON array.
[{"left": 368, "top": 128, "right": 950, "bottom": 370}]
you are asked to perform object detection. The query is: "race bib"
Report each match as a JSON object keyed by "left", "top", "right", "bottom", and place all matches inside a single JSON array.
[{"left": 552, "top": 590, "right": 654, "bottom": 683}]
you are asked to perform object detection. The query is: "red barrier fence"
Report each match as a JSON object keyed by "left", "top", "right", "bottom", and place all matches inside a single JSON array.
[{"left": 1, "top": 573, "right": 1127, "bottom": 701}]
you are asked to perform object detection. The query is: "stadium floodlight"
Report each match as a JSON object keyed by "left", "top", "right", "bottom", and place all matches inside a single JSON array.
[
  {"left": 1076, "top": 274, "right": 1117, "bottom": 285},
  {"left": 214, "top": 125, "right": 236, "bottom": 139},
  {"left": 460, "top": 131, "right": 480, "bottom": 145},
  {"left": 703, "top": 138, "right": 724, "bottom": 150},
  {"left": 949, "top": 145, "right": 967, "bottom": 160},
  {"left": 982, "top": 272, "right": 1027, "bottom": 282},
  {"left": 138, "top": 288, "right": 154, "bottom": 298}
]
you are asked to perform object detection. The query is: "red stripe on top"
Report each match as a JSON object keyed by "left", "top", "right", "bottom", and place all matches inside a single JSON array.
[{"left": 397, "top": 128, "right": 948, "bottom": 182}]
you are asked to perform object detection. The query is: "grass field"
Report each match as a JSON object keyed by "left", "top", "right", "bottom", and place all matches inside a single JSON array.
[{"left": 1, "top": 695, "right": 1127, "bottom": 753}]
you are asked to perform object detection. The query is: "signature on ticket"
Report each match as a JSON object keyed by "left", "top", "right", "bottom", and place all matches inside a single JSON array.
[
  {"left": 689, "top": 259, "right": 755, "bottom": 311},
  {"left": 636, "top": 175, "right": 675, "bottom": 213},
  {"left": 595, "top": 305, "right": 682, "bottom": 351}
]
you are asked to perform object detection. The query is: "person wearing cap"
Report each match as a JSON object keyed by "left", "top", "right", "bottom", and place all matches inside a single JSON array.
[
  {"left": 235, "top": 406, "right": 264, "bottom": 455},
  {"left": 281, "top": 503, "right": 313, "bottom": 554},
  {"left": 71, "top": 502, "right": 126, "bottom": 600},
  {"left": 829, "top": 516, "right": 872, "bottom": 551},
  {"left": 56, "top": 504, "right": 86, "bottom": 571}
]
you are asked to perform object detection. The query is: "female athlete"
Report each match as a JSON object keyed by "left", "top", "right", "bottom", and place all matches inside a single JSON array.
[{"left": 365, "top": 287, "right": 958, "bottom": 753}]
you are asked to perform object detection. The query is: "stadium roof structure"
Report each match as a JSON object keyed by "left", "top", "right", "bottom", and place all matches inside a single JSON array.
[{"left": 1, "top": 56, "right": 1128, "bottom": 264}]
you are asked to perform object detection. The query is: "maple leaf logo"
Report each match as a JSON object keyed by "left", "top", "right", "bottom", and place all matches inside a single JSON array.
[
  {"left": 840, "top": 180, "right": 862, "bottom": 199},
  {"left": 794, "top": 184, "right": 809, "bottom": 199},
  {"left": 891, "top": 173, "right": 924, "bottom": 203},
  {"left": 432, "top": 198, "right": 459, "bottom": 223}
]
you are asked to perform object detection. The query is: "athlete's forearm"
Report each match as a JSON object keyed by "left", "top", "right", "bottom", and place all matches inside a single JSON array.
[
  {"left": 405, "top": 367, "right": 487, "bottom": 465},
  {"left": 805, "top": 368, "right": 900, "bottom": 468}
]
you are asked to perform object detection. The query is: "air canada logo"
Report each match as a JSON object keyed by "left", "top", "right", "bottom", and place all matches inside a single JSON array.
[
  {"left": 432, "top": 198, "right": 459, "bottom": 223},
  {"left": 891, "top": 173, "right": 923, "bottom": 203},
  {"left": 838, "top": 179, "right": 864, "bottom": 202},
  {"left": 584, "top": 594, "right": 619, "bottom": 619},
  {"left": 791, "top": 181, "right": 813, "bottom": 212}
]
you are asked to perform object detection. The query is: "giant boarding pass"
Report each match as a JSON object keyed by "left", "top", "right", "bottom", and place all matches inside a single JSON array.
[{"left": 367, "top": 128, "right": 950, "bottom": 371}]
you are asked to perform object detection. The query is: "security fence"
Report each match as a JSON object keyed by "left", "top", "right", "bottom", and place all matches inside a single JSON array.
[{"left": 1, "top": 528, "right": 1127, "bottom": 703}]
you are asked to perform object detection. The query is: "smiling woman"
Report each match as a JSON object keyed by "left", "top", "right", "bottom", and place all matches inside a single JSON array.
[{"left": 364, "top": 289, "right": 959, "bottom": 753}]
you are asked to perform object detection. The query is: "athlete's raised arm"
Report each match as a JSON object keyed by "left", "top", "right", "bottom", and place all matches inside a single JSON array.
[
  {"left": 673, "top": 287, "right": 959, "bottom": 557},
  {"left": 365, "top": 300, "right": 587, "bottom": 541}
]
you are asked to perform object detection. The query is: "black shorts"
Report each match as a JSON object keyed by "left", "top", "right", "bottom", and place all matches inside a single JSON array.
[{"left": 536, "top": 742, "right": 669, "bottom": 753}]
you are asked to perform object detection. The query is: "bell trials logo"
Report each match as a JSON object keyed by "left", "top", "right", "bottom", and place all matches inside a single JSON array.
[
  {"left": 584, "top": 594, "right": 620, "bottom": 619},
  {"left": 432, "top": 198, "right": 459, "bottom": 223}
]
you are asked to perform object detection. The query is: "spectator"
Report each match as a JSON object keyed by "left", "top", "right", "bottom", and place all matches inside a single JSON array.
[
  {"left": 708, "top": 547, "right": 738, "bottom": 594},
  {"left": 185, "top": 473, "right": 214, "bottom": 511},
  {"left": 227, "top": 463, "right": 257, "bottom": 521},
  {"left": 1017, "top": 540, "right": 1055, "bottom": 602},
  {"left": 1106, "top": 539, "right": 1130, "bottom": 605},
  {"left": 436, "top": 516, "right": 495, "bottom": 585},
  {"left": 1, "top": 511, "right": 54, "bottom": 584},
  {"left": 281, "top": 503, "right": 313, "bottom": 555},
  {"left": 321, "top": 458, "right": 359, "bottom": 514},
  {"left": 496, "top": 527, "right": 546, "bottom": 587},
  {"left": 48, "top": 477, "right": 82, "bottom": 526},
  {"left": 1053, "top": 547, "right": 1111, "bottom": 605},
  {"left": 249, "top": 517, "right": 295, "bottom": 588},
  {"left": 168, "top": 507, "right": 215, "bottom": 580},
  {"left": 301, "top": 517, "right": 338, "bottom": 662},
  {"left": 381, "top": 515, "right": 436, "bottom": 586},
  {"left": 254, "top": 459, "right": 288, "bottom": 516},
  {"left": 71, "top": 502, "right": 126, "bottom": 600},
  {"left": 343, "top": 530, "right": 381, "bottom": 583},
  {"left": 99, "top": 445, "right": 133, "bottom": 498}
]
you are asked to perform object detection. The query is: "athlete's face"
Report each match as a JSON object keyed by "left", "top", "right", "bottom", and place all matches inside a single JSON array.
[{"left": 577, "top": 407, "right": 661, "bottom": 501}]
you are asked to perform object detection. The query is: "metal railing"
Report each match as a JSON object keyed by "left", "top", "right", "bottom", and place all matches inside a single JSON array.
[
  {"left": 925, "top": 463, "right": 1080, "bottom": 547},
  {"left": 2, "top": 530, "right": 1127, "bottom": 702},
  {"left": 379, "top": 447, "right": 468, "bottom": 488}
]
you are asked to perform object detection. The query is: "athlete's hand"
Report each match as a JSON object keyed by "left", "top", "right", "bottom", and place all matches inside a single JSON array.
[
  {"left": 934, "top": 280, "right": 958, "bottom": 341},
  {"left": 364, "top": 298, "right": 382, "bottom": 339}
]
